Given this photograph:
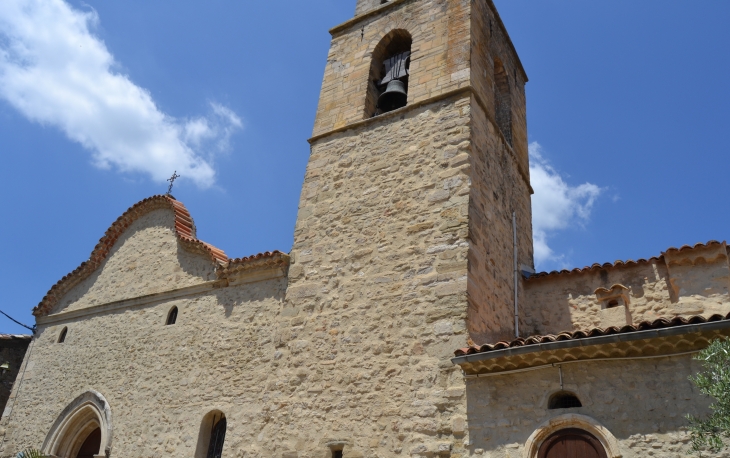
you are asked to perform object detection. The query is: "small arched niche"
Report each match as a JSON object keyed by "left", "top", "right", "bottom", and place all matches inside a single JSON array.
[
  {"left": 58, "top": 327, "right": 68, "bottom": 343},
  {"left": 365, "top": 29, "right": 413, "bottom": 117},
  {"left": 195, "top": 410, "right": 227, "bottom": 458},
  {"left": 548, "top": 391, "right": 583, "bottom": 410},
  {"left": 166, "top": 306, "right": 179, "bottom": 325},
  {"left": 494, "top": 58, "right": 513, "bottom": 146},
  {"left": 42, "top": 390, "right": 113, "bottom": 458}
]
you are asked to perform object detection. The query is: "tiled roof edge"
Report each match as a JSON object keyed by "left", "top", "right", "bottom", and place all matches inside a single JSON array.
[
  {"left": 528, "top": 240, "right": 725, "bottom": 280},
  {"left": 33, "top": 195, "right": 228, "bottom": 318},
  {"left": 217, "top": 251, "right": 290, "bottom": 279},
  {"left": 454, "top": 312, "right": 730, "bottom": 358},
  {"left": 0, "top": 334, "right": 32, "bottom": 341}
]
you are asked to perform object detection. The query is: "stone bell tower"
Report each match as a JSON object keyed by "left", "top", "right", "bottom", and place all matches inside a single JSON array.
[{"left": 284, "top": 0, "right": 533, "bottom": 452}]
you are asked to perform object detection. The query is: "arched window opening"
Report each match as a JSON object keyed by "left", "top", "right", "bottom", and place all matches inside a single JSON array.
[
  {"left": 195, "top": 411, "right": 227, "bottom": 458},
  {"left": 76, "top": 427, "right": 102, "bottom": 458},
  {"left": 166, "top": 306, "right": 179, "bottom": 325},
  {"left": 365, "top": 30, "right": 412, "bottom": 117},
  {"left": 538, "top": 428, "right": 608, "bottom": 458},
  {"left": 548, "top": 391, "right": 583, "bottom": 410},
  {"left": 58, "top": 327, "right": 68, "bottom": 344},
  {"left": 494, "top": 58, "right": 513, "bottom": 146}
]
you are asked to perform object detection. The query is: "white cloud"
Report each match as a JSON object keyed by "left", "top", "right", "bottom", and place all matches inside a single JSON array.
[
  {"left": 530, "top": 142, "right": 602, "bottom": 270},
  {"left": 0, "top": 0, "right": 242, "bottom": 188}
]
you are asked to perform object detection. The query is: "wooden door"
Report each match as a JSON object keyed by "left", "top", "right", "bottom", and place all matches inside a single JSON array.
[
  {"left": 75, "top": 427, "right": 101, "bottom": 458},
  {"left": 538, "top": 428, "right": 608, "bottom": 458}
]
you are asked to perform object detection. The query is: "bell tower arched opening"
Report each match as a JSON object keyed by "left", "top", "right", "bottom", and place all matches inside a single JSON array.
[{"left": 365, "top": 29, "right": 412, "bottom": 117}]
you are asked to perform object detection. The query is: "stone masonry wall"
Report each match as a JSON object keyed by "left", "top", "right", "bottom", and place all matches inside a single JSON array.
[
  {"left": 466, "top": 95, "right": 533, "bottom": 345},
  {"left": 0, "top": 278, "right": 287, "bottom": 458},
  {"left": 522, "top": 247, "right": 730, "bottom": 336},
  {"left": 465, "top": 356, "right": 721, "bottom": 458},
  {"left": 290, "top": 98, "right": 473, "bottom": 457},
  {"left": 470, "top": 0, "right": 528, "bottom": 175},
  {"left": 354, "top": 0, "right": 382, "bottom": 16}
]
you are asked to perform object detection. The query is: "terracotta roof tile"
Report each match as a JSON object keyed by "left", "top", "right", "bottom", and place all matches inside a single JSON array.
[
  {"left": 528, "top": 240, "right": 725, "bottom": 280},
  {"left": 0, "top": 335, "right": 32, "bottom": 341},
  {"left": 218, "top": 251, "right": 290, "bottom": 279},
  {"left": 454, "top": 313, "right": 730, "bottom": 357}
]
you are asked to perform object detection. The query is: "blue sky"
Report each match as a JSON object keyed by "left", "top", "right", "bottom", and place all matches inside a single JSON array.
[{"left": 0, "top": 0, "right": 727, "bottom": 334}]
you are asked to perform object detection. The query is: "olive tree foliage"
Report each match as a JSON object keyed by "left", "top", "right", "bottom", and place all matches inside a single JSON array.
[
  {"left": 16, "top": 450, "right": 45, "bottom": 458},
  {"left": 688, "top": 338, "right": 730, "bottom": 455}
]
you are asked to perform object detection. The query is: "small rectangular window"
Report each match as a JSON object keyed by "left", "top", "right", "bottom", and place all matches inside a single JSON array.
[{"left": 332, "top": 451, "right": 343, "bottom": 458}]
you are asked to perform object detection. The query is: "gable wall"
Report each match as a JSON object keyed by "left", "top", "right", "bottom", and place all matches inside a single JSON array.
[{"left": 55, "top": 209, "right": 217, "bottom": 315}]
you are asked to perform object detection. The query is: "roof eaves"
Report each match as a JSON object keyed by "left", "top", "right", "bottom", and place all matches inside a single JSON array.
[{"left": 453, "top": 313, "right": 730, "bottom": 366}]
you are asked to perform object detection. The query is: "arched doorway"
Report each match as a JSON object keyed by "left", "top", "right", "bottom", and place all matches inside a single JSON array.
[
  {"left": 42, "top": 391, "right": 112, "bottom": 458},
  {"left": 76, "top": 427, "right": 101, "bottom": 458},
  {"left": 538, "top": 429, "right": 608, "bottom": 458}
]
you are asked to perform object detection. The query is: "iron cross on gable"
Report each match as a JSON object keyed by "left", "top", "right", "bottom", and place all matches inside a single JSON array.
[{"left": 167, "top": 171, "right": 180, "bottom": 195}]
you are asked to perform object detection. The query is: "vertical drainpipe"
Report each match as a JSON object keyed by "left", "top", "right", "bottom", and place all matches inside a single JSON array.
[{"left": 513, "top": 212, "right": 519, "bottom": 338}]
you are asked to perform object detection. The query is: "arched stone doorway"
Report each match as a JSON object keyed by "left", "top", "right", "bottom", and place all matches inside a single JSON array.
[
  {"left": 523, "top": 414, "right": 622, "bottom": 458},
  {"left": 538, "top": 428, "right": 608, "bottom": 458},
  {"left": 42, "top": 391, "right": 112, "bottom": 458}
]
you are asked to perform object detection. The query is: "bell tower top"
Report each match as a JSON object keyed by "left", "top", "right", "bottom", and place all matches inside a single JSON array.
[{"left": 355, "top": 0, "right": 388, "bottom": 16}]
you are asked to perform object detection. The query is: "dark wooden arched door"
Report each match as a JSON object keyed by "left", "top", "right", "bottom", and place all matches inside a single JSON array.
[
  {"left": 538, "top": 428, "right": 608, "bottom": 458},
  {"left": 75, "top": 427, "right": 101, "bottom": 458}
]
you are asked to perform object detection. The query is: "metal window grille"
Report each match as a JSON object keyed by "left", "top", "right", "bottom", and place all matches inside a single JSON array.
[{"left": 207, "top": 416, "right": 227, "bottom": 458}]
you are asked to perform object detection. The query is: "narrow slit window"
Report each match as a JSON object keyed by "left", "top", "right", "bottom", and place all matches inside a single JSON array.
[
  {"left": 166, "top": 306, "right": 178, "bottom": 325},
  {"left": 494, "top": 58, "right": 513, "bottom": 146},
  {"left": 58, "top": 327, "right": 68, "bottom": 343}
]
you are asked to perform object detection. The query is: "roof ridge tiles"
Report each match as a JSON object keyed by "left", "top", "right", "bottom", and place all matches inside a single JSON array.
[{"left": 528, "top": 240, "right": 726, "bottom": 280}]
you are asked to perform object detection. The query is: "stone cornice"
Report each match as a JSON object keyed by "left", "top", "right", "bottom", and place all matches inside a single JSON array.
[{"left": 36, "top": 259, "right": 289, "bottom": 327}]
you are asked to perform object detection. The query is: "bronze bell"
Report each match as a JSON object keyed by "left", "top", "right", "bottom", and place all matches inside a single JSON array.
[{"left": 378, "top": 79, "right": 407, "bottom": 113}]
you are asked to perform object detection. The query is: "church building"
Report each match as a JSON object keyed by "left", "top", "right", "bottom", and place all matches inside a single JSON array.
[{"left": 2, "top": 0, "right": 729, "bottom": 457}]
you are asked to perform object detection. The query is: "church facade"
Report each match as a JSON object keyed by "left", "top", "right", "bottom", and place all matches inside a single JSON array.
[{"left": 2, "top": 0, "right": 729, "bottom": 457}]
